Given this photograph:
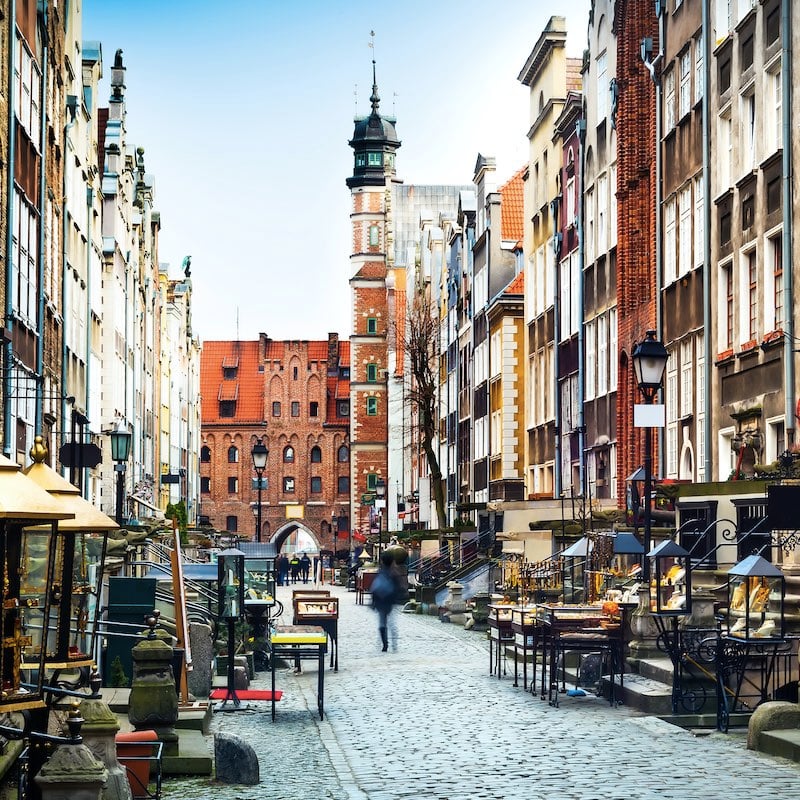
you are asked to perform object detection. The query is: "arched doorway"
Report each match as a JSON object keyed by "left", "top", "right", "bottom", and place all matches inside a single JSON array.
[{"left": 270, "top": 522, "right": 321, "bottom": 555}]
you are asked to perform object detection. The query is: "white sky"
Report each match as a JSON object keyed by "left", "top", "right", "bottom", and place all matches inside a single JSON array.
[{"left": 83, "top": 1, "right": 591, "bottom": 343}]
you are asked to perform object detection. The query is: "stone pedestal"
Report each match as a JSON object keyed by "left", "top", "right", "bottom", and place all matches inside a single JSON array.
[
  {"left": 628, "top": 587, "right": 661, "bottom": 661},
  {"left": 470, "top": 592, "right": 490, "bottom": 631},
  {"left": 188, "top": 621, "right": 213, "bottom": 698},
  {"left": 445, "top": 582, "right": 467, "bottom": 626},
  {"left": 80, "top": 697, "right": 132, "bottom": 800},
  {"left": 34, "top": 742, "right": 108, "bottom": 800},
  {"left": 128, "top": 636, "right": 179, "bottom": 758},
  {"left": 682, "top": 589, "right": 716, "bottom": 629}
]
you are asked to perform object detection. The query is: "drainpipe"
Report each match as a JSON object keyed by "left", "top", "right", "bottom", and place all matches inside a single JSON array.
[
  {"left": 654, "top": 4, "right": 665, "bottom": 476},
  {"left": 35, "top": 3, "right": 49, "bottom": 437},
  {"left": 84, "top": 184, "right": 93, "bottom": 498},
  {"left": 61, "top": 96, "right": 78, "bottom": 457},
  {"left": 4, "top": 2, "right": 17, "bottom": 456},
  {"left": 576, "top": 118, "right": 587, "bottom": 498},
  {"left": 702, "top": 0, "right": 713, "bottom": 479},
  {"left": 552, "top": 200, "right": 562, "bottom": 499},
  {"left": 781, "top": 0, "right": 795, "bottom": 446}
]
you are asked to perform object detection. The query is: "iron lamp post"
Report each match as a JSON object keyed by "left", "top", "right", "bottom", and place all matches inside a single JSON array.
[
  {"left": 251, "top": 437, "right": 268, "bottom": 543},
  {"left": 215, "top": 547, "right": 246, "bottom": 710},
  {"left": 631, "top": 330, "right": 669, "bottom": 586},
  {"left": 109, "top": 419, "right": 132, "bottom": 525}
]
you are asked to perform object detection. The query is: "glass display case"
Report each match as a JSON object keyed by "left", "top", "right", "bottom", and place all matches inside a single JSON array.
[
  {"left": 726, "top": 554, "right": 785, "bottom": 642},
  {"left": 561, "top": 538, "right": 591, "bottom": 604}
]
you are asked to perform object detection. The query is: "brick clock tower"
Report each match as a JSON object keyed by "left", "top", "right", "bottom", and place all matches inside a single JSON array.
[{"left": 346, "top": 61, "right": 401, "bottom": 543}]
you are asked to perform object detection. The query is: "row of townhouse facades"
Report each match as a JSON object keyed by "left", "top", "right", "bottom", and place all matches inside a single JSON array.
[
  {"left": 0, "top": 3, "right": 200, "bottom": 523},
  {"left": 346, "top": 1, "right": 800, "bottom": 540}
]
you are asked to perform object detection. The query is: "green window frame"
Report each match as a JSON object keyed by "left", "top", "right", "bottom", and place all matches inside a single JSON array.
[
  {"left": 367, "top": 151, "right": 382, "bottom": 166},
  {"left": 366, "top": 363, "right": 377, "bottom": 382},
  {"left": 367, "top": 317, "right": 377, "bottom": 334},
  {"left": 369, "top": 224, "right": 379, "bottom": 246},
  {"left": 367, "top": 473, "right": 377, "bottom": 491},
  {"left": 355, "top": 153, "right": 366, "bottom": 167},
  {"left": 366, "top": 397, "right": 378, "bottom": 416}
]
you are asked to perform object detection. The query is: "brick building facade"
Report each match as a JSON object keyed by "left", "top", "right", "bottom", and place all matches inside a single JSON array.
[{"left": 199, "top": 333, "right": 350, "bottom": 554}]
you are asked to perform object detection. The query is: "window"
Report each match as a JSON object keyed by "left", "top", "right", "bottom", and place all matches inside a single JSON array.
[
  {"left": 355, "top": 152, "right": 366, "bottom": 167},
  {"left": 369, "top": 224, "right": 379, "bottom": 246},
  {"left": 665, "top": 68, "right": 675, "bottom": 131},
  {"left": 366, "top": 473, "right": 377, "bottom": 491},
  {"left": 696, "top": 335, "right": 706, "bottom": 481},
  {"left": 678, "top": 185, "right": 691, "bottom": 277},
  {"left": 310, "top": 476, "right": 322, "bottom": 494},
  {"left": 694, "top": 34, "right": 704, "bottom": 104},
  {"left": 770, "top": 233, "right": 784, "bottom": 331},
  {"left": 252, "top": 476, "right": 267, "bottom": 490},
  {"left": 367, "top": 151, "right": 382, "bottom": 166},
  {"left": 609, "top": 163, "right": 617, "bottom": 247},
  {"left": 228, "top": 477, "right": 238, "bottom": 494},
  {"left": 666, "top": 358, "right": 679, "bottom": 477},
  {"left": 367, "top": 317, "right": 377, "bottom": 334},
  {"left": 219, "top": 401, "right": 235, "bottom": 418},
  {"left": 201, "top": 446, "right": 211, "bottom": 463},
  {"left": 664, "top": 198, "right": 677, "bottom": 284},
  {"left": 337, "top": 476, "right": 350, "bottom": 494},
  {"left": 597, "top": 174, "right": 607, "bottom": 254},
  {"left": 201, "top": 477, "right": 210, "bottom": 493},
  {"left": 366, "top": 397, "right": 378, "bottom": 416},
  {"left": 694, "top": 175, "right": 704, "bottom": 269},
  {"left": 742, "top": 91, "right": 756, "bottom": 171},
  {"left": 585, "top": 320, "right": 596, "bottom": 400},
  {"left": 309, "top": 401, "right": 319, "bottom": 417},
  {"left": 227, "top": 446, "right": 238, "bottom": 463},
  {"left": 596, "top": 51, "right": 607, "bottom": 119},
  {"left": 272, "top": 401, "right": 281, "bottom": 417},
  {"left": 680, "top": 339, "right": 693, "bottom": 417},
  {"left": 722, "top": 261, "right": 734, "bottom": 349},
  {"left": 566, "top": 174, "right": 575, "bottom": 226},
  {"left": 719, "top": 113, "right": 732, "bottom": 188},
  {"left": 310, "top": 446, "right": 322, "bottom": 463},
  {"left": 283, "top": 446, "right": 294, "bottom": 463},
  {"left": 679, "top": 49, "right": 691, "bottom": 117},
  {"left": 366, "top": 363, "right": 377, "bottom": 382},
  {"left": 223, "top": 366, "right": 237, "bottom": 380},
  {"left": 337, "top": 445, "right": 349, "bottom": 462},
  {"left": 226, "top": 516, "right": 238, "bottom": 533},
  {"left": 293, "top": 366, "right": 298, "bottom": 380},
  {"left": 291, "top": 401, "right": 300, "bottom": 417},
  {"left": 585, "top": 189, "right": 595, "bottom": 263},
  {"left": 337, "top": 400, "right": 349, "bottom": 418},
  {"left": 747, "top": 249, "right": 758, "bottom": 340},
  {"left": 765, "top": 66, "right": 782, "bottom": 154},
  {"left": 596, "top": 316, "right": 608, "bottom": 396},
  {"left": 283, "top": 477, "right": 295, "bottom": 493}
]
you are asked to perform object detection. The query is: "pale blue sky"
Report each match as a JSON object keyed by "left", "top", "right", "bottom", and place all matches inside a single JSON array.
[{"left": 83, "top": 1, "right": 590, "bottom": 343}]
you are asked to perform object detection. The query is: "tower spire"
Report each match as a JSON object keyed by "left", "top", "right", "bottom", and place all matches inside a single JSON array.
[{"left": 369, "top": 30, "right": 380, "bottom": 116}]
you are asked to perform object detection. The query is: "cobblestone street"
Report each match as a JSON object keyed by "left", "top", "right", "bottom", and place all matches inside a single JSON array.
[{"left": 163, "top": 583, "right": 800, "bottom": 800}]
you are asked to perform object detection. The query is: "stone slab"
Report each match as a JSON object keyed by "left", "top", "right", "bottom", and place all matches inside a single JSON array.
[
  {"left": 759, "top": 729, "right": 800, "bottom": 762},
  {"left": 162, "top": 729, "right": 213, "bottom": 776}
]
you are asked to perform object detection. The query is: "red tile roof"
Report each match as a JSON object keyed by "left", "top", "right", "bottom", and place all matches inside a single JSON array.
[
  {"left": 505, "top": 271, "right": 525, "bottom": 295},
  {"left": 200, "top": 340, "right": 263, "bottom": 424},
  {"left": 500, "top": 166, "right": 526, "bottom": 248}
]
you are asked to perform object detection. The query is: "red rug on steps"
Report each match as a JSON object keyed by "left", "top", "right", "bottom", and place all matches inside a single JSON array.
[{"left": 209, "top": 689, "right": 283, "bottom": 701}]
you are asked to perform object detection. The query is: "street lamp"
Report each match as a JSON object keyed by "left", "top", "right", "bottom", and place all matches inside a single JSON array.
[
  {"left": 631, "top": 330, "right": 669, "bottom": 586},
  {"left": 251, "top": 437, "right": 268, "bottom": 543},
  {"left": 215, "top": 547, "right": 245, "bottom": 710},
  {"left": 375, "top": 479, "right": 386, "bottom": 558},
  {"left": 109, "top": 419, "right": 132, "bottom": 525}
]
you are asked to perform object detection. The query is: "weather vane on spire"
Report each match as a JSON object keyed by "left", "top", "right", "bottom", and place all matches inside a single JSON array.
[{"left": 368, "top": 30, "right": 380, "bottom": 115}]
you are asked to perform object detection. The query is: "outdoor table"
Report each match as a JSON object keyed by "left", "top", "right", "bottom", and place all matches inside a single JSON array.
[
  {"left": 269, "top": 625, "right": 327, "bottom": 721},
  {"left": 487, "top": 604, "right": 515, "bottom": 678}
]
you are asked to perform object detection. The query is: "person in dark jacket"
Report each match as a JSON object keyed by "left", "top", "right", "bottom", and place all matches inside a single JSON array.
[
  {"left": 371, "top": 551, "right": 401, "bottom": 651},
  {"left": 289, "top": 554, "right": 300, "bottom": 584},
  {"left": 299, "top": 553, "right": 311, "bottom": 584}
]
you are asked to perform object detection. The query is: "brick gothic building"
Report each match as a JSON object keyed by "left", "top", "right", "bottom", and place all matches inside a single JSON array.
[
  {"left": 614, "top": 0, "right": 660, "bottom": 501},
  {"left": 199, "top": 334, "right": 350, "bottom": 554}
]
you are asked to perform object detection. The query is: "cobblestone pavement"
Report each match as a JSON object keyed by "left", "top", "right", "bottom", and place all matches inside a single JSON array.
[{"left": 163, "top": 583, "right": 800, "bottom": 800}]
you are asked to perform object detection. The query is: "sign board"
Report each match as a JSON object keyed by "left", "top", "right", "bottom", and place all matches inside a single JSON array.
[
  {"left": 361, "top": 495, "right": 375, "bottom": 506},
  {"left": 633, "top": 403, "right": 666, "bottom": 428},
  {"left": 285, "top": 504, "right": 304, "bottom": 519},
  {"left": 59, "top": 442, "right": 102, "bottom": 468}
]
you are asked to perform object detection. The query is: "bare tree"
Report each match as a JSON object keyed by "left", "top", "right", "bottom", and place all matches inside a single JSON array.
[{"left": 404, "top": 289, "right": 448, "bottom": 530}]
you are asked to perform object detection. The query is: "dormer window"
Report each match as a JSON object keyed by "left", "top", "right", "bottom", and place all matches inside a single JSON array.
[
  {"left": 355, "top": 152, "right": 366, "bottom": 167},
  {"left": 367, "top": 151, "right": 382, "bottom": 166}
]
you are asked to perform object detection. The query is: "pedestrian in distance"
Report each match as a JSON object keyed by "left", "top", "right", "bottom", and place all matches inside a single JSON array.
[
  {"left": 371, "top": 551, "right": 401, "bottom": 652},
  {"left": 300, "top": 553, "right": 311, "bottom": 584},
  {"left": 289, "top": 554, "right": 300, "bottom": 584},
  {"left": 277, "top": 554, "right": 289, "bottom": 586}
]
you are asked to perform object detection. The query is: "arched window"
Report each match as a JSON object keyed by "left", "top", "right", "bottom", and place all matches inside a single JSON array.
[
  {"left": 337, "top": 445, "right": 349, "bottom": 463},
  {"left": 283, "top": 446, "right": 295, "bottom": 463},
  {"left": 310, "top": 446, "right": 322, "bottom": 463},
  {"left": 200, "top": 446, "right": 211, "bottom": 463},
  {"left": 228, "top": 446, "right": 239, "bottom": 463}
]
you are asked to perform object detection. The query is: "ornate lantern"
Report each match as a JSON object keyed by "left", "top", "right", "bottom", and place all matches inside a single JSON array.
[
  {"left": 726, "top": 554, "right": 785, "bottom": 642},
  {"left": 647, "top": 539, "right": 692, "bottom": 616}
]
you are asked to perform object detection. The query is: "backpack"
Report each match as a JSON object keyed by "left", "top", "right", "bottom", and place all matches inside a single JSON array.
[{"left": 370, "top": 571, "right": 397, "bottom": 606}]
